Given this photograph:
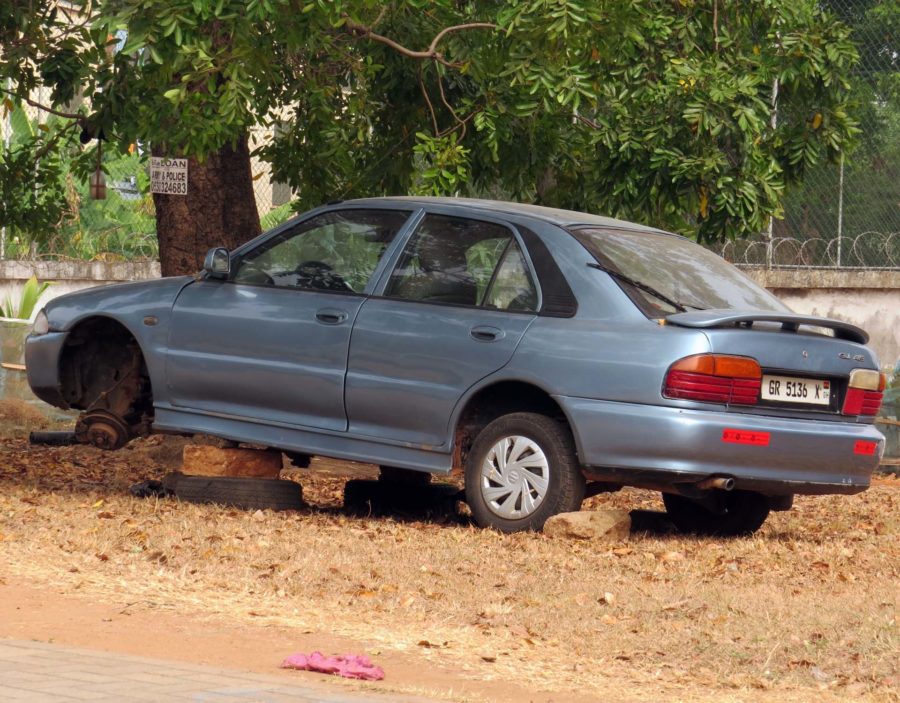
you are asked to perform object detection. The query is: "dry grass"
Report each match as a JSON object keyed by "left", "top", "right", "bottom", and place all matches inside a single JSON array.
[
  {"left": 0, "top": 399, "right": 51, "bottom": 433},
  {"left": 0, "top": 435, "right": 897, "bottom": 702}
]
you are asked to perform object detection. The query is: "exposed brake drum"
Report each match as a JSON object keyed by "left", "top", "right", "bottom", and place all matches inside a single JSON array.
[{"left": 75, "top": 409, "right": 132, "bottom": 450}]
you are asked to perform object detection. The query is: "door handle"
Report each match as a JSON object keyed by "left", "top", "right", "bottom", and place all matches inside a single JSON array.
[
  {"left": 315, "top": 308, "right": 349, "bottom": 325},
  {"left": 470, "top": 325, "right": 505, "bottom": 342}
]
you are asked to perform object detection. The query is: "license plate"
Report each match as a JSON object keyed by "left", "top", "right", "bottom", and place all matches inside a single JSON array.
[{"left": 761, "top": 375, "right": 830, "bottom": 405}]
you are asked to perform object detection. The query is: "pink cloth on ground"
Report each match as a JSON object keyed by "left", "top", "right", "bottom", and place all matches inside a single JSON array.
[{"left": 280, "top": 651, "right": 385, "bottom": 681}]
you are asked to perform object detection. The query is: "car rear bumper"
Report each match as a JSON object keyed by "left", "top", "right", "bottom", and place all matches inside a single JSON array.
[
  {"left": 24, "top": 332, "right": 68, "bottom": 408},
  {"left": 556, "top": 396, "right": 885, "bottom": 495}
]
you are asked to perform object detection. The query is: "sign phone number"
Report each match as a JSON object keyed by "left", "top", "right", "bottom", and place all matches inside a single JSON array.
[{"left": 150, "top": 157, "right": 188, "bottom": 195}]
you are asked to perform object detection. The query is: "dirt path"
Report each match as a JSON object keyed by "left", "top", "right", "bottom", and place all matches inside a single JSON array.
[
  {"left": 0, "top": 577, "right": 606, "bottom": 703},
  {"left": 1, "top": 434, "right": 898, "bottom": 702}
]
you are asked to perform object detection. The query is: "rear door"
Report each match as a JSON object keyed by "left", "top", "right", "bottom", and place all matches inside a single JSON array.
[
  {"left": 345, "top": 212, "right": 540, "bottom": 447},
  {"left": 165, "top": 208, "right": 412, "bottom": 431}
]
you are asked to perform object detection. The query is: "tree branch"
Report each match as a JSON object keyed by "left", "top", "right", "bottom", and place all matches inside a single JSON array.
[
  {"left": 435, "top": 71, "right": 470, "bottom": 140},
  {"left": 342, "top": 18, "right": 496, "bottom": 67},
  {"left": 713, "top": 0, "right": 719, "bottom": 52},
  {"left": 1, "top": 88, "right": 84, "bottom": 120},
  {"left": 418, "top": 66, "right": 439, "bottom": 134},
  {"left": 574, "top": 114, "right": 601, "bottom": 130}
]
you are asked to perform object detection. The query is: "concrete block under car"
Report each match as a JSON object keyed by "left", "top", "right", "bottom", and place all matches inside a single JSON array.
[
  {"left": 543, "top": 510, "right": 632, "bottom": 540},
  {"left": 181, "top": 444, "right": 282, "bottom": 479}
]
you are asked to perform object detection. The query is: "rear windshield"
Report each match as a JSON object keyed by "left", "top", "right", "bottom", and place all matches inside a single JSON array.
[{"left": 573, "top": 227, "right": 789, "bottom": 317}]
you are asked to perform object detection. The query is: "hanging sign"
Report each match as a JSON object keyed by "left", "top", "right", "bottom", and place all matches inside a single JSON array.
[{"left": 150, "top": 157, "right": 188, "bottom": 195}]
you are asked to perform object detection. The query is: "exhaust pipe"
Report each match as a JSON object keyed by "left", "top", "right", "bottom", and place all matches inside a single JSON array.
[{"left": 697, "top": 476, "right": 735, "bottom": 491}]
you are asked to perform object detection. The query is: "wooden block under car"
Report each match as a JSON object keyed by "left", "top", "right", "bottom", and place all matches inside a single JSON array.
[{"left": 181, "top": 444, "right": 282, "bottom": 479}]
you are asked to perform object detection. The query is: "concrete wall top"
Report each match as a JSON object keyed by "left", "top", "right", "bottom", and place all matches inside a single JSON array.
[
  {"left": 743, "top": 267, "right": 900, "bottom": 290},
  {"left": 0, "top": 260, "right": 161, "bottom": 282}
]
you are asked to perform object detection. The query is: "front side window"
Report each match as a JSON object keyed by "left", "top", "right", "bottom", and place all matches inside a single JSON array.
[
  {"left": 573, "top": 227, "right": 789, "bottom": 317},
  {"left": 232, "top": 209, "right": 411, "bottom": 293},
  {"left": 384, "top": 214, "right": 538, "bottom": 311}
]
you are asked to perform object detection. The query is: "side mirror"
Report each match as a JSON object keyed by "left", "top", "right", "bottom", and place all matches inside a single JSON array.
[{"left": 203, "top": 247, "right": 230, "bottom": 278}]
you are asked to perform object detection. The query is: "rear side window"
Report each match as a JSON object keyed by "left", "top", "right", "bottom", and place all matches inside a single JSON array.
[
  {"left": 385, "top": 214, "right": 538, "bottom": 311},
  {"left": 573, "top": 227, "right": 789, "bottom": 316}
]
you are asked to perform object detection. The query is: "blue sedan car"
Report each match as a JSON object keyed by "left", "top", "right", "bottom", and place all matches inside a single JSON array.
[{"left": 26, "top": 198, "right": 886, "bottom": 533}]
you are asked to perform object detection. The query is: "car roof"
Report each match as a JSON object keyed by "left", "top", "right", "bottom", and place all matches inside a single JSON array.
[{"left": 342, "top": 196, "right": 673, "bottom": 235}]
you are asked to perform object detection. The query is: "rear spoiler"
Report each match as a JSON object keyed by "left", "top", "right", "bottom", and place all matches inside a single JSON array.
[{"left": 665, "top": 309, "right": 869, "bottom": 345}]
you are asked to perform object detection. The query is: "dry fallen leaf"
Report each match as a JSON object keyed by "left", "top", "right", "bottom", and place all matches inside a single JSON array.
[{"left": 417, "top": 640, "right": 447, "bottom": 649}]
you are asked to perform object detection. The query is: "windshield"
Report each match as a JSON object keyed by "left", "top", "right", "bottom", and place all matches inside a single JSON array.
[{"left": 573, "top": 227, "right": 790, "bottom": 317}]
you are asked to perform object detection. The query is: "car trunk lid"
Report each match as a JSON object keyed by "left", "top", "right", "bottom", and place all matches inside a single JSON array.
[{"left": 666, "top": 310, "right": 879, "bottom": 420}]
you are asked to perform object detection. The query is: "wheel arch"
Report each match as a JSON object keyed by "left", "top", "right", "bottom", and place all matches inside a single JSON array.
[
  {"left": 448, "top": 376, "right": 579, "bottom": 474},
  {"left": 58, "top": 314, "right": 154, "bottom": 421}
]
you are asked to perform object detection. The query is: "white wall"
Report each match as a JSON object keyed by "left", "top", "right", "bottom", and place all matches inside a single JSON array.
[{"left": 744, "top": 268, "right": 900, "bottom": 370}]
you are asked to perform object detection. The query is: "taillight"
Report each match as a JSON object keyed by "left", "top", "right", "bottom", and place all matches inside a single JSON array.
[
  {"left": 663, "top": 354, "right": 762, "bottom": 405},
  {"left": 842, "top": 369, "right": 886, "bottom": 416}
]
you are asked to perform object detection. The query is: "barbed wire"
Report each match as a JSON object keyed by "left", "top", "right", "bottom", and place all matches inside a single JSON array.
[{"left": 715, "top": 231, "right": 900, "bottom": 269}]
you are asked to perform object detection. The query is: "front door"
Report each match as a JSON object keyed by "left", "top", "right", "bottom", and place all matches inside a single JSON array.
[
  {"left": 166, "top": 208, "right": 412, "bottom": 431},
  {"left": 346, "top": 212, "right": 540, "bottom": 446}
]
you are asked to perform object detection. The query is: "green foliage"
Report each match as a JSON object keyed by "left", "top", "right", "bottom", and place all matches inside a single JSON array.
[
  {"left": 259, "top": 0, "right": 862, "bottom": 243},
  {"left": 260, "top": 202, "right": 296, "bottom": 231},
  {"left": 1, "top": 113, "right": 158, "bottom": 260},
  {"left": 1, "top": 0, "right": 864, "bottom": 249},
  {"left": 0, "top": 275, "right": 52, "bottom": 320},
  {"left": 58, "top": 149, "right": 158, "bottom": 260},
  {"left": 411, "top": 132, "right": 470, "bottom": 196},
  {"left": 0, "top": 104, "right": 74, "bottom": 238}
]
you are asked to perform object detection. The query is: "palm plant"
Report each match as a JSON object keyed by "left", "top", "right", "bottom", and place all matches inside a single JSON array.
[{"left": 1, "top": 275, "right": 52, "bottom": 320}]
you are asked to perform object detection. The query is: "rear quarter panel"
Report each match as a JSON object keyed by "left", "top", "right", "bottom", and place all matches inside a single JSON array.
[
  {"left": 508, "top": 317, "right": 710, "bottom": 404},
  {"left": 495, "top": 217, "right": 712, "bottom": 405}
]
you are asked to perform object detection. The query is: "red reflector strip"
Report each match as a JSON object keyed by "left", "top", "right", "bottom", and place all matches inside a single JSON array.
[
  {"left": 843, "top": 388, "right": 883, "bottom": 416},
  {"left": 665, "top": 372, "right": 761, "bottom": 405},
  {"left": 722, "top": 429, "right": 770, "bottom": 446},
  {"left": 853, "top": 440, "right": 878, "bottom": 456},
  {"left": 861, "top": 391, "right": 883, "bottom": 416}
]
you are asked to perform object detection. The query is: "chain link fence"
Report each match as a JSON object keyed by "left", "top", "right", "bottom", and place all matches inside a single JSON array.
[{"left": 712, "top": 0, "right": 899, "bottom": 269}]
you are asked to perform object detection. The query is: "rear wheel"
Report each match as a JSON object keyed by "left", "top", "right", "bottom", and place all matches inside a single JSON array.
[
  {"left": 662, "top": 490, "right": 770, "bottom": 536},
  {"left": 465, "top": 412, "right": 585, "bottom": 532}
]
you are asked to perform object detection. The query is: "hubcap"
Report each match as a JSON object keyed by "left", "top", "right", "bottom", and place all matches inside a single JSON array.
[{"left": 480, "top": 435, "right": 549, "bottom": 519}]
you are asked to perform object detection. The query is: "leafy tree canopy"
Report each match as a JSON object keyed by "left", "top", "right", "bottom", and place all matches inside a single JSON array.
[{"left": 2, "top": 0, "right": 860, "bottom": 244}]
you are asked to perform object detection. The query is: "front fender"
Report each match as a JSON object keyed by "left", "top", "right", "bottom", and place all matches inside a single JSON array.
[{"left": 38, "top": 276, "right": 194, "bottom": 407}]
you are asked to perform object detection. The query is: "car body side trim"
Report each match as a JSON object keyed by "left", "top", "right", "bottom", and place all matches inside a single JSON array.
[{"left": 152, "top": 406, "right": 452, "bottom": 473}]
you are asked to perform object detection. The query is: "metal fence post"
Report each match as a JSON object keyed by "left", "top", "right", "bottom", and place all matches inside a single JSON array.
[
  {"left": 766, "top": 78, "right": 779, "bottom": 269},
  {"left": 1, "top": 78, "right": 10, "bottom": 260},
  {"left": 836, "top": 154, "right": 844, "bottom": 268}
]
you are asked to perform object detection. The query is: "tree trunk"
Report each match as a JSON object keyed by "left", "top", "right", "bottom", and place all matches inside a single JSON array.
[{"left": 152, "top": 133, "right": 261, "bottom": 277}]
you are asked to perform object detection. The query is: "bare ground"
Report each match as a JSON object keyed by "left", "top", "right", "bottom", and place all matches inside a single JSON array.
[{"left": 0, "top": 432, "right": 897, "bottom": 703}]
